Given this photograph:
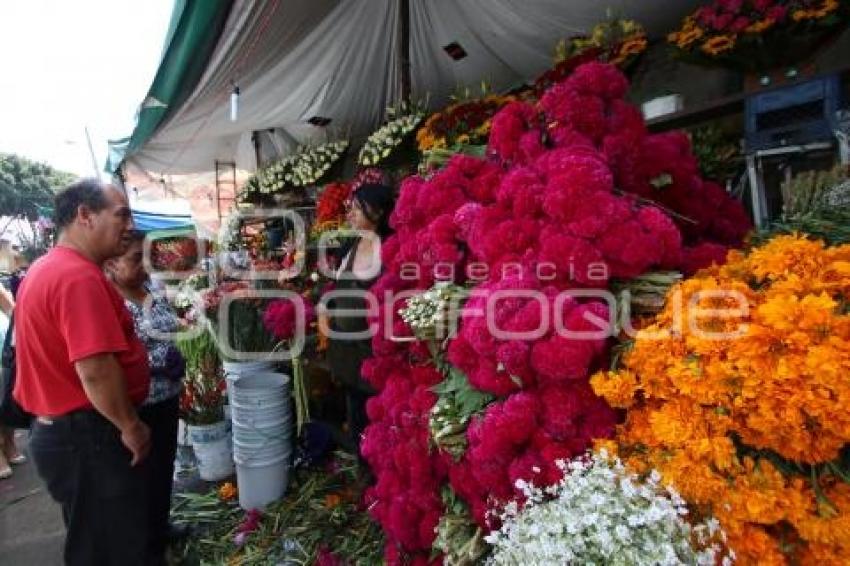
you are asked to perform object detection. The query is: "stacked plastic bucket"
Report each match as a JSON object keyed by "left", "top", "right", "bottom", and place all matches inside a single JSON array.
[{"left": 228, "top": 372, "right": 292, "bottom": 510}]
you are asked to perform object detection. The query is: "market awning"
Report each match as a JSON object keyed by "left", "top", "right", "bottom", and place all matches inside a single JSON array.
[
  {"left": 110, "top": 0, "right": 703, "bottom": 176},
  {"left": 105, "top": 0, "right": 234, "bottom": 173}
]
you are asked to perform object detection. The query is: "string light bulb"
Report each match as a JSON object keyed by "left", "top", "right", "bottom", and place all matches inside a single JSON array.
[{"left": 230, "top": 84, "right": 240, "bottom": 122}]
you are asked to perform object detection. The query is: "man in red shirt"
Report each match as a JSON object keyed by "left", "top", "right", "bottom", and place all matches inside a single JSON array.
[{"left": 14, "top": 178, "right": 152, "bottom": 565}]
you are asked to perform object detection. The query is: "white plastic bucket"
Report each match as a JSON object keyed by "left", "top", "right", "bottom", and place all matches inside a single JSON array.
[
  {"left": 235, "top": 456, "right": 291, "bottom": 510},
  {"left": 230, "top": 405, "right": 290, "bottom": 424},
  {"left": 223, "top": 360, "right": 277, "bottom": 388},
  {"left": 233, "top": 443, "right": 289, "bottom": 464},
  {"left": 230, "top": 374, "right": 289, "bottom": 409},
  {"left": 229, "top": 397, "right": 289, "bottom": 413},
  {"left": 232, "top": 424, "right": 291, "bottom": 454},
  {"left": 229, "top": 372, "right": 290, "bottom": 395},
  {"left": 177, "top": 419, "right": 192, "bottom": 447},
  {"left": 232, "top": 412, "right": 291, "bottom": 430},
  {"left": 187, "top": 420, "right": 229, "bottom": 444},
  {"left": 188, "top": 421, "right": 234, "bottom": 481},
  {"left": 232, "top": 435, "right": 291, "bottom": 455},
  {"left": 233, "top": 444, "right": 292, "bottom": 466}
]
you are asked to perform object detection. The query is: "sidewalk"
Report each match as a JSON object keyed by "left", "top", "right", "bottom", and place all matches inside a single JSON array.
[{"left": 0, "top": 429, "right": 64, "bottom": 565}]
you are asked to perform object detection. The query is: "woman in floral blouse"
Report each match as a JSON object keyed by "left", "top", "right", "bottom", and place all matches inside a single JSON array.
[{"left": 106, "top": 230, "right": 186, "bottom": 563}]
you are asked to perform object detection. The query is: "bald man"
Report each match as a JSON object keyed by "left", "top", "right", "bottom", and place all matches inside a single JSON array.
[{"left": 14, "top": 179, "right": 153, "bottom": 565}]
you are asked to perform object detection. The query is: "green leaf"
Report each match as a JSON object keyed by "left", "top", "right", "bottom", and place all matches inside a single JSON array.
[{"left": 650, "top": 173, "right": 673, "bottom": 189}]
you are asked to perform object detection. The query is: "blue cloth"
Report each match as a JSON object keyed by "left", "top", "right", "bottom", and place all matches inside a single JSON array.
[{"left": 131, "top": 210, "right": 193, "bottom": 232}]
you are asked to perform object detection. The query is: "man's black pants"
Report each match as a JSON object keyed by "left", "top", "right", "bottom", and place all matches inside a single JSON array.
[
  {"left": 139, "top": 396, "right": 179, "bottom": 562},
  {"left": 29, "top": 411, "right": 149, "bottom": 566}
]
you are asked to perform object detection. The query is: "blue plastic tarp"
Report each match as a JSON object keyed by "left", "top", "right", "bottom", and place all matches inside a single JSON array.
[{"left": 131, "top": 209, "right": 194, "bottom": 233}]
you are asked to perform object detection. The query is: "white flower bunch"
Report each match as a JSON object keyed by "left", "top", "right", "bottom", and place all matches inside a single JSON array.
[
  {"left": 485, "top": 451, "right": 734, "bottom": 566},
  {"left": 218, "top": 213, "right": 243, "bottom": 251},
  {"left": 248, "top": 140, "right": 349, "bottom": 194},
  {"left": 172, "top": 286, "right": 198, "bottom": 311},
  {"left": 358, "top": 112, "right": 424, "bottom": 166},
  {"left": 398, "top": 282, "right": 465, "bottom": 338}
]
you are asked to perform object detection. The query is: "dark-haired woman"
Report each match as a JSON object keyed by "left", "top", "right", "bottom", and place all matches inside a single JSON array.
[
  {"left": 105, "top": 231, "right": 186, "bottom": 564},
  {"left": 322, "top": 183, "right": 394, "bottom": 449}
]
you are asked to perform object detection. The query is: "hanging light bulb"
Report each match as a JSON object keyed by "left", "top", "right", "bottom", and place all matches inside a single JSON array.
[{"left": 230, "top": 84, "right": 240, "bottom": 122}]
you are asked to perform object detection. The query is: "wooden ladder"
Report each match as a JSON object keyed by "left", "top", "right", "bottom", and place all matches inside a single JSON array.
[{"left": 214, "top": 160, "right": 237, "bottom": 221}]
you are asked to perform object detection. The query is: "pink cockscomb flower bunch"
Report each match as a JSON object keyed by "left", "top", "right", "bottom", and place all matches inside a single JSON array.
[
  {"left": 262, "top": 295, "right": 317, "bottom": 341},
  {"left": 356, "top": 61, "right": 750, "bottom": 564}
]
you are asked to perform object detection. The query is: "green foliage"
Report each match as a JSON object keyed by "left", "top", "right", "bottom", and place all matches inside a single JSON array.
[
  {"left": 688, "top": 126, "right": 740, "bottom": 183},
  {"left": 753, "top": 165, "right": 850, "bottom": 246},
  {"left": 171, "top": 452, "right": 383, "bottom": 564},
  {"left": 0, "top": 153, "right": 76, "bottom": 219},
  {"left": 429, "top": 367, "right": 495, "bottom": 460}
]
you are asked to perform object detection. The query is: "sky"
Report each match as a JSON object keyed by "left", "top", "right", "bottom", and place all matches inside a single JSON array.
[{"left": 0, "top": 0, "right": 174, "bottom": 177}]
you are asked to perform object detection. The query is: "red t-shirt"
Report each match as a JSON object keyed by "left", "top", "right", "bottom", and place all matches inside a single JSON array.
[{"left": 13, "top": 246, "right": 150, "bottom": 416}]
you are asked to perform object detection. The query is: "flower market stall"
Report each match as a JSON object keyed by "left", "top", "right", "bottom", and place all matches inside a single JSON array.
[{"left": 105, "top": 2, "right": 850, "bottom": 565}]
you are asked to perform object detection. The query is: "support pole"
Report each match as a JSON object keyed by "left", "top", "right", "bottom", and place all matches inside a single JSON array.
[
  {"left": 84, "top": 126, "right": 102, "bottom": 181},
  {"left": 399, "top": 0, "right": 412, "bottom": 104}
]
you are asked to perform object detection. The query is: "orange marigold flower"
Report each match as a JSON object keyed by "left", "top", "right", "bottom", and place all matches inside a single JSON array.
[
  {"left": 746, "top": 19, "right": 776, "bottom": 34},
  {"left": 590, "top": 370, "right": 638, "bottom": 408},
  {"left": 701, "top": 34, "right": 737, "bottom": 56},
  {"left": 218, "top": 482, "right": 238, "bottom": 501},
  {"left": 672, "top": 27, "right": 704, "bottom": 49},
  {"left": 324, "top": 493, "right": 342, "bottom": 509},
  {"left": 604, "top": 234, "right": 850, "bottom": 563}
]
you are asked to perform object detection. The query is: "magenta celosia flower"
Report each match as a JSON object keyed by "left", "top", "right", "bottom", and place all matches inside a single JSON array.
[
  {"left": 262, "top": 295, "right": 316, "bottom": 340},
  {"left": 565, "top": 60, "right": 630, "bottom": 100},
  {"left": 350, "top": 60, "right": 752, "bottom": 563}
]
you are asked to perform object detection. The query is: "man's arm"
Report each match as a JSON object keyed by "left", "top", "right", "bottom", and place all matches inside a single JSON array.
[{"left": 75, "top": 353, "right": 150, "bottom": 465}]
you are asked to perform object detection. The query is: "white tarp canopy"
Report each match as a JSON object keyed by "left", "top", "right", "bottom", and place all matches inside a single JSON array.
[{"left": 120, "top": 0, "right": 703, "bottom": 176}]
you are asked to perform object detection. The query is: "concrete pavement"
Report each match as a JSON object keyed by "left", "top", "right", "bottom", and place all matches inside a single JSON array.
[{"left": 0, "top": 429, "right": 64, "bottom": 565}]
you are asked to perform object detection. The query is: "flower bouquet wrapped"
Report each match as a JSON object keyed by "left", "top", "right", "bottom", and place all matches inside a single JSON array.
[{"left": 176, "top": 329, "right": 226, "bottom": 425}]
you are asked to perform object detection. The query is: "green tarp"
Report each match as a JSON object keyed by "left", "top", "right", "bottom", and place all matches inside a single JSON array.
[{"left": 106, "top": 0, "right": 233, "bottom": 173}]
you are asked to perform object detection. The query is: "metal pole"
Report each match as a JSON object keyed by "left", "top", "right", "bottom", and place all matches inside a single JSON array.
[
  {"left": 745, "top": 154, "right": 763, "bottom": 229},
  {"left": 84, "top": 126, "right": 102, "bottom": 181},
  {"left": 399, "top": 0, "right": 412, "bottom": 104}
]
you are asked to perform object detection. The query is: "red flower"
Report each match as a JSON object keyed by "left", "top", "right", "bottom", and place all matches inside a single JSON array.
[
  {"left": 680, "top": 241, "right": 730, "bottom": 275},
  {"left": 766, "top": 5, "right": 788, "bottom": 22},
  {"left": 262, "top": 295, "right": 316, "bottom": 340},
  {"left": 317, "top": 182, "right": 351, "bottom": 223},
  {"left": 565, "top": 61, "right": 630, "bottom": 101}
]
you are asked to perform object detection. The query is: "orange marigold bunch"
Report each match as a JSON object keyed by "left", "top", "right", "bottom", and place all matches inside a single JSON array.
[
  {"left": 416, "top": 95, "right": 515, "bottom": 152},
  {"left": 592, "top": 234, "right": 850, "bottom": 565},
  {"left": 668, "top": 0, "right": 846, "bottom": 58}
]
